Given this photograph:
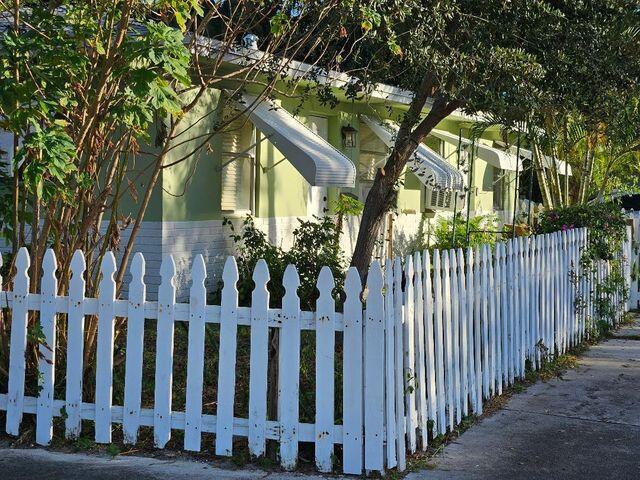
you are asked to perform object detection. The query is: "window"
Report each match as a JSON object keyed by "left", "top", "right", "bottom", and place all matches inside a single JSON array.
[
  {"left": 0, "top": 129, "right": 14, "bottom": 175},
  {"left": 220, "top": 113, "right": 255, "bottom": 213},
  {"left": 493, "top": 167, "right": 505, "bottom": 210},
  {"left": 358, "top": 123, "right": 389, "bottom": 201}
]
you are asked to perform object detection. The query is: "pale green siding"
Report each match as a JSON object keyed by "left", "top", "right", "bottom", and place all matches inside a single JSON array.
[{"left": 135, "top": 86, "right": 508, "bottom": 223}]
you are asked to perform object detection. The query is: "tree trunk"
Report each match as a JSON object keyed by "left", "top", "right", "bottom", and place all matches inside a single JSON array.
[{"left": 350, "top": 91, "right": 459, "bottom": 279}]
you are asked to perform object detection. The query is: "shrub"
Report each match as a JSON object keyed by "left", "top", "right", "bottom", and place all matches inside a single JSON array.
[
  {"left": 432, "top": 213, "right": 500, "bottom": 251},
  {"left": 536, "top": 201, "right": 627, "bottom": 261},
  {"left": 219, "top": 215, "right": 346, "bottom": 310}
]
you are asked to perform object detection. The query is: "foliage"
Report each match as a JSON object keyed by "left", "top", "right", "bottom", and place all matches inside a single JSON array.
[
  {"left": 536, "top": 202, "right": 627, "bottom": 261},
  {"left": 431, "top": 213, "right": 499, "bottom": 251},
  {"left": 537, "top": 201, "right": 629, "bottom": 329},
  {"left": 221, "top": 215, "right": 346, "bottom": 310}
]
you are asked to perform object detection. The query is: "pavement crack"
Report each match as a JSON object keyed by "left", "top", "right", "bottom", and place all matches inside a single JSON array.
[{"left": 502, "top": 407, "right": 640, "bottom": 428}]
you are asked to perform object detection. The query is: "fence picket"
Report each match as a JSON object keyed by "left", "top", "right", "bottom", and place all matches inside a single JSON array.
[
  {"left": 315, "top": 267, "right": 336, "bottom": 472},
  {"left": 384, "top": 259, "right": 398, "bottom": 466},
  {"left": 456, "top": 248, "right": 469, "bottom": 416},
  {"left": 465, "top": 247, "right": 477, "bottom": 413},
  {"left": 393, "top": 259, "right": 407, "bottom": 471},
  {"left": 95, "top": 252, "right": 117, "bottom": 443},
  {"left": 413, "top": 252, "right": 428, "bottom": 449},
  {"left": 472, "top": 246, "right": 483, "bottom": 413},
  {"left": 65, "top": 250, "right": 86, "bottom": 439},
  {"left": 343, "top": 267, "right": 364, "bottom": 474},
  {"left": 506, "top": 240, "right": 515, "bottom": 385},
  {"left": 248, "top": 260, "right": 270, "bottom": 458},
  {"left": 184, "top": 255, "right": 207, "bottom": 451},
  {"left": 403, "top": 255, "right": 417, "bottom": 451},
  {"left": 433, "top": 250, "right": 447, "bottom": 430},
  {"left": 449, "top": 250, "right": 462, "bottom": 424},
  {"left": 498, "top": 243, "right": 508, "bottom": 390},
  {"left": 480, "top": 245, "right": 490, "bottom": 399},
  {"left": 216, "top": 257, "right": 240, "bottom": 456},
  {"left": 486, "top": 244, "right": 497, "bottom": 396},
  {"left": 123, "top": 253, "right": 146, "bottom": 444},
  {"left": 36, "top": 249, "right": 57, "bottom": 445},
  {"left": 364, "top": 261, "right": 385, "bottom": 473},
  {"left": 423, "top": 251, "right": 438, "bottom": 432},
  {"left": 6, "top": 247, "right": 30, "bottom": 436},
  {"left": 441, "top": 250, "right": 454, "bottom": 431},
  {"left": 154, "top": 255, "right": 176, "bottom": 448},
  {"left": 279, "top": 265, "right": 301, "bottom": 470}
]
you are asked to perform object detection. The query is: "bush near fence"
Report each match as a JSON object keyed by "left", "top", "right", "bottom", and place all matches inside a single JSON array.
[{"left": 0, "top": 226, "right": 631, "bottom": 475}]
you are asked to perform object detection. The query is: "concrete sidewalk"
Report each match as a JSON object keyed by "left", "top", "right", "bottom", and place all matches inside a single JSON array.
[{"left": 409, "top": 318, "right": 640, "bottom": 480}]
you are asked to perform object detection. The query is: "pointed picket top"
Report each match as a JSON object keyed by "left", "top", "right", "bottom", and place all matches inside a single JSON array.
[
  {"left": 99, "top": 252, "right": 117, "bottom": 287},
  {"left": 393, "top": 256, "right": 402, "bottom": 282},
  {"left": 456, "top": 248, "right": 464, "bottom": 270},
  {"left": 130, "top": 252, "right": 146, "bottom": 283},
  {"left": 222, "top": 256, "right": 239, "bottom": 286},
  {"left": 42, "top": 249, "right": 57, "bottom": 283},
  {"left": 423, "top": 249, "right": 431, "bottom": 272},
  {"left": 70, "top": 250, "right": 86, "bottom": 276},
  {"left": 367, "top": 260, "right": 384, "bottom": 292},
  {"left": 345, "top": 266, "right": 362, "bottom": 295},
  {"left": 414, "top": 251, "right": 423, "bottom": 278},
  {"left": 405, "top": 254, "right": 414, "bottom": 278},
  {"left": 191, "top": 255, "right": 207, "bottom": 289},
  {"left": 466, "top": 246, "right": 473, "bottom": 266},
  {"left": 283, "top": 264, "right": 300, "bottom": 297},
  {"left": 317, "top": 266, "right": 335, "bottom": 302},
  {"left": 481, "top": 243, "right": 489, "bottom": 264},
  {"left": 433, "top": 248, "right": 441, "bottom": 270},
  {"left": 450, "top": 248, "right": 458, "bottom": 271},
  {"left": 252, "top": 258, "right": 270, "bottom": 286},
  {"left": 14, "top": 247, "right": 30, "bottom": 289},
  {"left": 160, "top": 254, "right": 176, "bottom": 282}
]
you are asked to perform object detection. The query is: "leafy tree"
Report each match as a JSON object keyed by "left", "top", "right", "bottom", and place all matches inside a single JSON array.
[
  {"left": 0, "top": 0, "right": 360, "bottom": 375},
  {"left": 337, "top": 0, "right": 640, "bottom": 276}
]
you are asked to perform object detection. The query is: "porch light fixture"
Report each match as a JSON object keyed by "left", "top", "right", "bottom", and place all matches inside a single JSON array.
[{"left": 341, "top": 124, "right": 358, "bottom": 148}]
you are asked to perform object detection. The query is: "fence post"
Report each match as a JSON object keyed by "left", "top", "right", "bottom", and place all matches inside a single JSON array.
[
  {"left": 36, "top": 249, "right": 58, "bottom": 445},
  {"left": 343, "top": 267, "right": 364, "bottom": 474},
  {"left": 423, "top": 251, "right": 438, "bottom": 431}
]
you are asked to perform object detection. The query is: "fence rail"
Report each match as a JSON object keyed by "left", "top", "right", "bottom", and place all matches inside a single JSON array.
[{"left": 0, "top": 226, "right": 631, "bottom": 475}]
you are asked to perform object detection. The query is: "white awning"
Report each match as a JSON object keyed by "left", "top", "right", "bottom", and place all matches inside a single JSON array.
[
  {"left": 507, "top": 146, "right": 573, "bottom": 176},
  {"left": 360, "top": 116, "right": 464, "bottom": 191},
  {"left": 240, "top": 94, "right": 356, "bottom": 187},
  {"left": 430, "top": 129, "right": 522, "bottom": 172}
]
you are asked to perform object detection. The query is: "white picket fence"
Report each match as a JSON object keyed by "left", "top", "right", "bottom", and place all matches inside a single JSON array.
[
  {"left": 626, "top": 210, "right": 640, "bottom": 310},
  {"left": 0, "top": 226, "right": 631, "bottom": 475}
]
